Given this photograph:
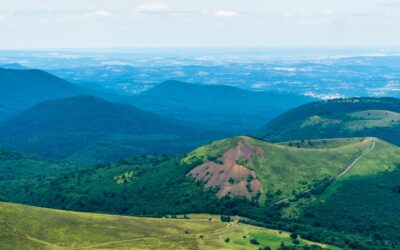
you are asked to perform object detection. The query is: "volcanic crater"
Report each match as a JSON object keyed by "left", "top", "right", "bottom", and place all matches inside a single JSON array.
[{"left": 188, "top": 141, "right": 263, "bottom": 200}]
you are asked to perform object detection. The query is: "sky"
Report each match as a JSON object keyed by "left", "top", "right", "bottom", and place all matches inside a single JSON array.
[{"left": 0, "top": 0, "right": 400, "bottom": 49}]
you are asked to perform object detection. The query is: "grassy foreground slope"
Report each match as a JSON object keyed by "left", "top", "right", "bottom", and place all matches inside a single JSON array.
[
  {"left": 0, "top": 202, "right": 332, "bottom": 250},
  {"left": 258, "top": 97, "right": 400, "bottom": 146}
]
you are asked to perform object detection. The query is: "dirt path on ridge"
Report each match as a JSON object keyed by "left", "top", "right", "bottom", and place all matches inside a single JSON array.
[{"left": 272, "top": 138, "right": 377, "bottom": 206}]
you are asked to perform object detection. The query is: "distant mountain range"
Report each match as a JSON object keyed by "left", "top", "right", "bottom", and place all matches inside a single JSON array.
[
  {"left": 258, "top": 97, "right": 400, "bottom": 146},
  {"left": 0, "top": 68, "right": 316, "bottom": 163},
  {"left": 0, "top": 68, "right": 313, "bottom": 135},
  {"left": 132, "top": 80, "right": 314, "bottom": 134},
  {"left": 0, "top": 63, "right": 29, "bottom": 70},
  {"left": 0, "top": 95, "right": 222, "bottom": 164},
  {"left": 0, "top": 68, "right": 86, "bottom": 120}
]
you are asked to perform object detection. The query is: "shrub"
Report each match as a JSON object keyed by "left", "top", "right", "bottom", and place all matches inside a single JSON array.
[
  {"left": 250, "top": 239, "right": 260, "bottom": 245},
  {"left": 220, "top": 215, "right": 231, "bottom": 222}
]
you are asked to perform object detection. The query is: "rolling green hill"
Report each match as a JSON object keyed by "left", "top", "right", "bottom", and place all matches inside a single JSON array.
[
  {"left": 132, "top": 80, "right": 314, "bottom": 134},
  {"left": 258, "top": 97, "right": 400, "bottom": 146},
  {"left": 0, "top": 68, "right": 85, "bottom": 120},
  {"left": 182, "top": 136, "right": 400, "bottom": 248},
  {"left": 0, "top": 69, "right": 314, "bottom": 134},
  {"left": 3, "top": 136, "right": 400, "bottom": 248},
  {"left": 0, "top": 202, "right": 332, "bottom": 250},
  {"left": 182, "top": 136, "right": 400, "bottom": 204},
  {"left": 0, "top": 96, "right": 223, "bottom": 164}
]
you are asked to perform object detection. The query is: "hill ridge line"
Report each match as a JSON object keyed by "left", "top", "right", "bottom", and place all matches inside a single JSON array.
[
  {"left": 337, "top": 138, "right": 376, "bottom": 178},
  {"left": 273, "top": 138, "right": 376, "bottom": 205}
]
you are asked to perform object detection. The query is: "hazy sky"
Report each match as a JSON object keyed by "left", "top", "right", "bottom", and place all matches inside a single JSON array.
[{"left": 0, "top": 0, "right": 399, "bottom": 49}]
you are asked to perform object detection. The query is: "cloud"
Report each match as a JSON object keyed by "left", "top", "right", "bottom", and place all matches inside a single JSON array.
[
  {"left": 133, "top": 2, "right": 170, "bottom": 15},
  {"left": 33, "top": 52, "right": 82, "bottom": 59},
  {"left": 82, "top": 10, "right": 111, "bottom": 19},
  {"left": 0, "top": 15, "right": 8, "bottom": 21},
  {"left": 214, "top": 10, "right": 238, "bottom": 17},
  {"left": 131, "top": 2, "right": 193, "bottom": 16},
  {"left": 94, "top": 10, "right": 111, "bottom": 18}
]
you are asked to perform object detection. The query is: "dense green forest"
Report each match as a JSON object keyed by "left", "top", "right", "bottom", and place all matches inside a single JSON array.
[
  {"left": 0, "top": 147, "right": 80, "bottom": 182},
  {"left": 300, "top": 166, "right": 400, "bottom": 246}
]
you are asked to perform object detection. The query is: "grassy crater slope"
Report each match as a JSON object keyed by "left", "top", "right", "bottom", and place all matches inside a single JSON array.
[
  {"left": 182, "top": 136, "right": 400, "bottom": 204},
  {"left": 258, "top": 97, "right": 400, "bottom": 146},
  {"left": 0, "top": 202, "right": 332, "bottom": 250}
]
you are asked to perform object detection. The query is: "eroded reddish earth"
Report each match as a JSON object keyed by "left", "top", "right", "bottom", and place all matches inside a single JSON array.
[{"left": 188, "top": 141, "right": 264, "bottom": 200}]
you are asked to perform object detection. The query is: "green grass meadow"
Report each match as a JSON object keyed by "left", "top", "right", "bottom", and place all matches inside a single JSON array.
[{"left": 0, "top": 202, "right": 332, "bottom": 250}]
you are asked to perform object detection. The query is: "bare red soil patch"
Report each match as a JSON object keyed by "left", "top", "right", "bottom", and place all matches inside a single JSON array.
[{"left": 188, "top": 142, "right": 263, "bottom": 200}]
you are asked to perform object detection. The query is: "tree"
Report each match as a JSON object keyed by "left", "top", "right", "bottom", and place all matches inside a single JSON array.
[
  {"left": 250, "top": 239, "right": 260, "bottom": 245},
  {"left": 393, "top": 185, "right": 400, "bottom": 194},
  {"left": 220, "top": 215, "right": 231, "bottom": 222}
]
